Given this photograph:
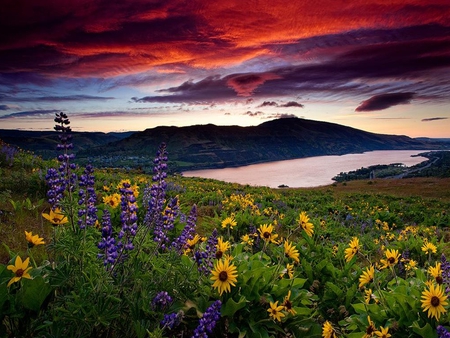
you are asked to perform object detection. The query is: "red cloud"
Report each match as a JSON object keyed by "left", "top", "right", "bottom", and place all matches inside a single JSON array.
[{"left": 226, "top": 73, "right": 280, "bottom": 96}]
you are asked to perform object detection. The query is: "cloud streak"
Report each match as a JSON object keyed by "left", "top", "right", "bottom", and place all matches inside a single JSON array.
[{"left": 355, "top": 93, "right": 416, "bottom": 112}]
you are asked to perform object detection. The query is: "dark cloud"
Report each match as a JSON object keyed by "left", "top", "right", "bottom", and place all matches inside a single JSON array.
[
  {"left": 4, "top": 94, "right": 115, "bottom": 102},
  {"left": 243, "top": 111, "right": 264, "bottom": 117},
  {"left": 257, "top": 101, "right": 278, "bottom": 107},
  {"left": 279, "top": 101, "right": 304, "bottom": 108},
  {"left": 355, "top": 93, "right": 416, "bottom": 112},
  {"left": 226, "top": 73, "right": 280, "bottom": 96},
  {"left": 265, "top": 113, "right": 298, "bottom": 119},
  {"left": 422, "top": 117, "right": 449, "bottom": 122},
  {"left": 0, "top": 105, "right": 10, "bottom": 110},
  {"left": 0, "top": 109, "right": 60, "bottom": 119}
]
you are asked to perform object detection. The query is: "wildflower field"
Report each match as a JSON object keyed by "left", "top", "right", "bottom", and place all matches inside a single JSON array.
[{"left": 0, "top": 113, "right": 449, "bottom": 338}]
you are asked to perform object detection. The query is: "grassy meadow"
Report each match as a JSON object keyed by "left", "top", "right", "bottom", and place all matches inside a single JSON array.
[{"left": 0, "top": 115, "right": 449, "bottom": 337}]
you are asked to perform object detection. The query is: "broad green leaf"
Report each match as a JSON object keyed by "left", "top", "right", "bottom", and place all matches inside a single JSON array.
[
  {"left": 221, "top": 295, "right": 248, "bottom": 317},
  {"left": 411, "top": 321, "right": 435, "bottom": 338},
  {"left": 19, "top": 276, "right": 52, "bottom": 312}
]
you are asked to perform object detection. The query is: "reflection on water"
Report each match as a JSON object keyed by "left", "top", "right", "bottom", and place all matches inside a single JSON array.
[{"left": 183, "top": 150, "right": 429, "bottom": 188}]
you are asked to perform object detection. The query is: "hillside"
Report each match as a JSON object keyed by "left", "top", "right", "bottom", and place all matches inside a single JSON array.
[{"left": 75, "top": 118, "right": 445, "bottom": 171}]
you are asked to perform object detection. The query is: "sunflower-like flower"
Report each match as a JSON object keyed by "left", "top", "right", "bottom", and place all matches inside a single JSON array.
[
  {"left": 283, "top": 290, "right": 297, "bottom": 315},
  {"left": 103, "top": 193, "right": 121, "bottom": 208},
  {"left": 375, "top": 326, "right": 391, "bottom": 338},
  {"left": 422, "top": 240, "right": 437, "bottom": 255},
  {"left": 241, "top": 234, "right": 254, "bottom": 246},
  {"left": 298, "top": 211, "right": 314, "bottom": 237},
  {"left": 405, "top": 259, "right": 418, "bottom": 271},
  {"left": 284, "top": 240, "right": 300, "bottom": 263},
  {"left": 380, "top": 249, "right": 400, "bottom": 270},
  {"left": 364, "top": 289, "right": 373, "bottom": 304},
  {"left": 211, "top": 258, "right": 238, "bottom": 295},
  {"left": 279, "top": 263, "right": 294, "bottom": 279},
  {"left": 344, "top": 237, "right": 360, "bottom": 262},
  {"left": 221, "top": 216, "right": 237, "bottom": 229},
  {"left": 359, "top": 265, "right": 375, "bottom": 288},
  {"left": 215, "top": 237, "right": 231, "bottom": 259},
  {"left": 363, "top": 316, "right": 376, "bottom": 338},
  {"left": 267, "top": 301, "right": 285, "bottom": 322},
  {"left": 428, "top": 262, "right": 443, "bottom": 284},
  {"left": 322, "top": 320, "right": 337, "bottom": 338},
  {"left": 7, "top": 256, "right": 32, "bottom": 287},
  {"left": 25, "top": 231, "right": 45, "bottom": 247},
  {"left": 258, "top": 223, "right": 279, "bottom": 244},
  {"left": 42, "top": 207, "right": 68, "bottom": 226},
  {"left": 421, "top": 283, "right": 448, "bottom": 321}
]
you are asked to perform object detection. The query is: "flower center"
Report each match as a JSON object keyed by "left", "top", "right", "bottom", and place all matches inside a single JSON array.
[
  {"left": 15, "top": 268, "right": 24, "bottom": 277},
  {"left": 216, "top": 251, "right": 223, "bottom": 259},
  {"left": 263, "top": 232, "right": 270, "bottom": 239},
  {"left": 219, "top": 271, "right": 228, "bottom": 282},
  {"left": 431, "top": 296, "right": 440, "bottom": 307},
  {"left": 366, "top": 325, "right": 375, "bottom": 335},
  {"left": 284, "top": 300, "right": 292, "bottom": 309},
  {"left": 436, "top": 276, "right": 443, "bottom": 284},
  {"left": 388, "top": 257, "right": 396, "bottom": 264}
]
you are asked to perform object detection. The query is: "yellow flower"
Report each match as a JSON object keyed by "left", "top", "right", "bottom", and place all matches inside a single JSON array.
[
  {"left": 405, "top": 259, "right": 418, "bottom": 271},
  {"left": 280, "top": 263, "right": 294, "bottom": 279},
  {"left": 241, "top": 234, "right": 254, "bottom": 246},
  {"left": 422, "top": 241, "right": 437, "bottom": 254},
  {"left": 421, "top": 283, "right": 448, "bottom": 321},
  {"left": 322, "top": 320, "right": 337, "bottom": 338},
  {"left": 103, "top": 193, "right": 121, "bottom": 208},
  {"left": 283, "top": 290, "right": 297, "bottom": 315},
  {"left": 131, "top": 184, "right": 139, "bottom": 198},
  {"left": 267, "top": 301, "right": 285, "bottom": 322},
  {"left": 221, "top": 216, "right": 237, "bottom": 229},
  {"left": 211, "top": 258, "right": 238, "bottom": 295},
  {"left": 379, "top": 249, "right": 400, "bottom": 270},
  {"left": 284, "top": 240, "right": 300, "bottom": 263},
  {"left": 375, "top": 326, "right": 391, "bottom": 338},
  {"left": 298, "top": 211, "right": 314, "bottom": 237},
  {"left": 7, "top": 256, "right": 32, "bottom": 287},
  {"left": 42, "top": 207, "right": 68, "bottom": 226},
  {"left": 344, "top": 237, "right": 360, "bottom": 262},
  {"left": 359, "top": 265, "right": 375, "bottom": 288},
  {"left": 364, "top": 289, "right": 373, "bottom": 304},
  {"left": 363, "top": 316, "right": 376, "bottom": 338},
  {"left": 428, "top": 262, "right": 443, "bottom": 284},
  {"left": 215, "top": 237, "right": 231, "bottom": 259},
  {"left": 116, "top": 179, "right": 131, "bottom": 189},
  {"left": 258, "top": 224, "right": 279, "bottom": 244},
  {"left": 25, "top": 231, "right": 45, "bottom": 247}
]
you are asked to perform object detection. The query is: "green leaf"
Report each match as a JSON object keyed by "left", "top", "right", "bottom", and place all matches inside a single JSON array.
[
  {"left": 325, "top": 281, "right": 343, "bottom": 298},
  {"left": 19, "top": 276, "right": 52, "bottom": 312},
  {"left": 411, "top": 321, "right": 435, "bottom": 338},
  {"left": 221, "top": 295, "right": 248, "bottom": 317},
  {"left": 301, "top": 258, "right": 314, "bottom": 282}
]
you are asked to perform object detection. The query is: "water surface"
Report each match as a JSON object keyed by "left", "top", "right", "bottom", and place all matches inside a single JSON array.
[{"left": 183, "top": 150, "right": 429, "bottom": 188}]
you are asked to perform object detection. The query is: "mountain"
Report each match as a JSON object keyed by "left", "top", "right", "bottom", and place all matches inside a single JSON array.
[
  {"left": 74, "top": 118, "right": 446, "bottom": 171},
  {"left": 0, "top": 129, "right": 134, "bottom": 160}
]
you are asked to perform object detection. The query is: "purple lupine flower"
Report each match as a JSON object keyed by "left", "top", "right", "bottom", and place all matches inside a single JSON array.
[
  {"left": 45, "top": 112, "right": 77, "bottom": 209},
  {"left": 441, "top": 254, "right": 450, "bottom": 296},
  {"left": 152, "top": 291, "right": 173, "bottom": 311},
  {"left": 143, "top": 143, "right": 168, "bottom": 231},
  {"left": 437, "top": 325, "right": 450, "bottom": 338},
  {"left": 161, "top": 311, "right": 183, "bottom": 330},
  {"left": 191, "top": 300, "right": 221, "bottom": 338},
  {"left": 97, "top": 210, "right": 119, "bottom": 269},
  {"left": 117, "top": 182, "right": 138, "bottom": 252},
  {"left": 77, "top": 164, "right": 97, "bottom": 229},
  {"left": 153, "top": 196, "right": 179, "bottom": 250},
  {"left": 195, "top": 229, "right": 218, "bottom": 275},
  {"left": 172, "top": 205, "right": 197, "bottom": 254},
  {"left": 1, "top": 144, "right": 18, "bottom": 166},
  {"left": 398, "top": 249, "right": 410, "bottom": 277}
]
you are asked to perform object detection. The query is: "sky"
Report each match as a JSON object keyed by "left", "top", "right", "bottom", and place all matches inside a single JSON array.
[{"left": 0, "top": 0, "right": 449, "bottom": 138}]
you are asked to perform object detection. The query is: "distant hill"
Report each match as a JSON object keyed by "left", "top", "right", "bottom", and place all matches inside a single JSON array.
[
  {"left": 0, "top": 129, "right": 134, "bottom": 160},
  {"left": 2, "top": 118, "right": 447, "bottom": 172},
  {"left": 73, "top": 118, "right": 446, "bottom": 171}
]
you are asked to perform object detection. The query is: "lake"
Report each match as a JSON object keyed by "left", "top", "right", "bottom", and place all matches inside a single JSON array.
[{"left": 182, "top": 150, "right": 430, "bottom": 188}]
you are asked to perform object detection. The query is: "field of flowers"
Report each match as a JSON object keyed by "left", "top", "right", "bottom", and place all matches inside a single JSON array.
[{"left": 0, "top": 113, "right": 449, "bottom": 338}]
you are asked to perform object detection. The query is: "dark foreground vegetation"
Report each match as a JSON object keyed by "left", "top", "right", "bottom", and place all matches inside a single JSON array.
[{"left": 0, "top": 114, "right": 449, "bottom": 338}]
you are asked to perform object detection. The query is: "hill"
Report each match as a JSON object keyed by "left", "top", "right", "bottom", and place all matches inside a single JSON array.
[
  {"left": 75, "top": 118, "right": 446, "bottom": 171},
  {"left": 0, "top": 129, "right": 133, "bottom": 160}
]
